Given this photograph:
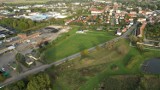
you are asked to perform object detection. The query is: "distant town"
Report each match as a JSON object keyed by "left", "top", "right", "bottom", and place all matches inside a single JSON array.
[{"left": 0, "top": 0, "right": 160, "bottom": 90}]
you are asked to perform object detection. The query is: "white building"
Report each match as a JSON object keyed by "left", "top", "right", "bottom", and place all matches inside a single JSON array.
[
  {"left": 18, "top": 6, "right": 30, "bottom": 9},
  {"left": 26, "top": 10, "right": 31, "bottom": 13},
  {"left": 137, "top": 18, "right": 146, "bottom": 23},
  {"left": 91, "top": 10, "right": 104, "bottom": 15},
  {"left": 146, "top": 11, "right": 153, "bottom": 15},
  {"left": 90, "top": 8, "right": 104, "bottom": 15},
  {"left": 33, "top": 4, "right": 44, "bottom": 8}
]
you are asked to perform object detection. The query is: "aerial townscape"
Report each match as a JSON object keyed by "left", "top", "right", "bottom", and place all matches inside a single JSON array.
[{"left": 0, "top": 0, "right": 160, "bottom": 90}]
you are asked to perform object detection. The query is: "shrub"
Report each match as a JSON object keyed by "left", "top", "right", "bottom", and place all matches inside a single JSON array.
[{"left": 110, "top": 64, "right": 119, "bottom": 71}]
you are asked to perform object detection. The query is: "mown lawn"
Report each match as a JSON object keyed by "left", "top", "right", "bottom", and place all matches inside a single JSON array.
[
  {"left": 45, "top": 39, "right": 160, "bottom": 90},
  {"left": 43, "top": 26, "right": 116, "bottom": 63}
]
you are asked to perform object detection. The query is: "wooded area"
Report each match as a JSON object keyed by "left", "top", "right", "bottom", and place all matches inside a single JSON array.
[
  {"left": 4, "top": 73, "right": 51, "bottom": 90},
  {"left": 145, "top": 22, "right": 160, "bottom": 40},
  {"left": 0, "top": 18, "right": 43, "bottom": 32}
]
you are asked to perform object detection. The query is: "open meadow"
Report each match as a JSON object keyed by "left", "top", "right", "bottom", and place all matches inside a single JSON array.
[
  {"left": 43, "top": 26, "right": 116, "bottom": 63},
  {"left": 45, "top": 39, "right": 160, "bottom": 90}
]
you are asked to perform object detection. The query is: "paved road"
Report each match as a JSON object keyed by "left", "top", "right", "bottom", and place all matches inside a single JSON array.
[{"left": 0, "top": 24, "right": 137, "bottom": 88}]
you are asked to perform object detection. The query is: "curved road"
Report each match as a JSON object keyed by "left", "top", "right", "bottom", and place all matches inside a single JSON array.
[{"left": 0, "top": 23, "right": 137, "bottom": 88}]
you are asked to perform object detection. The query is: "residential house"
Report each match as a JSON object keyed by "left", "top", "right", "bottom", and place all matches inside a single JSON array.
[
  {"left": 13, "top": 9, "right": 20, "bottom": 12},
  {"left": 116, "top": 28, "right": 122, "bottom": 36},
  {"left": 26, "top": 10, "right": 31, "bottom": 13},
  {"left": 28, "top": 55, "right": 38, "bottom": 61},
  {"left": 146, "top": 11, "right": 153, "bottom": 15},
  {"left": 139, "top": 10, "right": 146, "bottom": 15},
  {"left": 137, "top": 18, "right": 146, "bottom": 23},
  {"left": 122, "top": 28, "right": 127, "bottom": 32},
  {"left": 90, "top": 8, "right": 104, "bottom": 15},
  {"left": 129, "top": 11, "right": 137, "bottom": 17},
  {"left": 116, "top": 19, "right": 119, "bottom": 24},
  {"left": 17, "top": 6, "right": 30, "bottom": 9},
  {"left": 25, "top": 58, "right": 34, "bottom": 66}
]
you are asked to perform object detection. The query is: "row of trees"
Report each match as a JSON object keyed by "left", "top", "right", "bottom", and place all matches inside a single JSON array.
[
  {"left": 129, "top": 35, "right": 144, "bottom": 51},
  {"left": 0, "top": 18, "right": 40, "bottom": 32},
  {"left": 4, "top": 73, "right": 51, "bottom": 90}
]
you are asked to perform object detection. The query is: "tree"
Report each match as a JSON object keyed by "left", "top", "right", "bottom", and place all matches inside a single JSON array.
[
  {"left": 32, "top": 49, "right": 41, "bottom": 59},
  {"left": 6, "top": 7, "right": 13, "bottom": 12},
  {"left": 18, "top": 22, "right": 29, "bottom": 30},
  {"left": 0, "top": 18, "right": 42, "bottom": 32},
  {"left": 27, "top": 73, "right": 51, "bottom": 90},
  {"left": 136, "top": 44, "right": 144, "bottom": 52},
  {"left": 124, "top": 14, "right": 130, "bottom": 20},
  {"left": 154, "top": 42, "right": 159, "bottom": 46},
  {"left": 11, "top": 86, "right": 19, "bottom": 90},
  {"left": 0, "top": 74, "right": 5, "bottom": 82},
  {"left": 15, "top": 53, "right": 29, "bottom": 67},
  {"left": 133, "top": 17, "right": 138, "bottom": 24},
  {"left": 16, "top": 64, "right": 23, "bottom": 73},
  {"left": 5, "top": 80, "right": 25, "bottom": 90},
  {"left": 16, "top": 80, "right": 25, "bottom": 90},
  {"left": 81, "top": 49, "right": 89, "bottom": 57},
  {"left": 117, "top": 45, "right": 127, "bottom": 55},
  {"left": 13, "top": 20, "right": 17, "bottom": 28},
  {"left": 129, "top": 35, "right": 138, "bottom": 44},
  {"left": 27, "top": 20, "right": 35, "bottom": 27},
  {"left": 15, "top": 53, "right": 25, "bottom": 62}
]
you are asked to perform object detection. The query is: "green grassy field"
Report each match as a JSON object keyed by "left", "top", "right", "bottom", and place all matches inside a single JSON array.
[
  {"left": 45, "top": 39, "right": 160, "bottom": 90},
  {"left": 43, "top": 26, "right": 116, "bottom": 63}
]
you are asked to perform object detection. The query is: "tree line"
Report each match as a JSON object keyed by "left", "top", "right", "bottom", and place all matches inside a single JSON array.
[
  {"left": 0, "top": 18, "right": 42, "bottom": 32},
  {"left": 4, "top": 73, "right": 51, "bottom": 90},
  {"left": 146, "top": 22, "right": 160, "bottom": 41}
]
